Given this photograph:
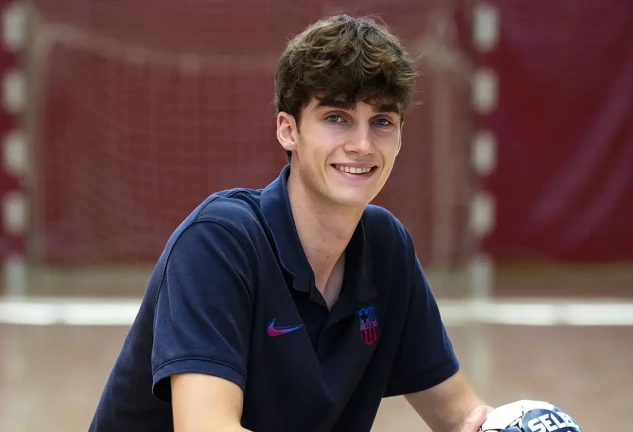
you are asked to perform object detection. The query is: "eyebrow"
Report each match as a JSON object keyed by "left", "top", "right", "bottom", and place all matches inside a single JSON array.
[{"left": 316, "top": 98, "right": 400, "bottom": 115}]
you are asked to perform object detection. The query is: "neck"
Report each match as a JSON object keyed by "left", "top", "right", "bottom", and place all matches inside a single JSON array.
[{"left": 287, "top": 171, "right": 364, "bottom": 294}]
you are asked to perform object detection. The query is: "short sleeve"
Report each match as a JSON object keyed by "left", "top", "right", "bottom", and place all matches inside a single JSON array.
[
  {"left": 383, "top": 250, "right": 460, "bottom": 397},
  {"left": 151, "top": 221, "right": 254, "bottom": 403}
]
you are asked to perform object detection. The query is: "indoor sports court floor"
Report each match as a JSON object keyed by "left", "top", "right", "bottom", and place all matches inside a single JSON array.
[{"left": 1, "top": 266, "right": 632, "bottom": 432}]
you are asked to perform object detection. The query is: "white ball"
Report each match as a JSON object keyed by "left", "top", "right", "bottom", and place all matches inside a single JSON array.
[{"left": 479, "top": 400, "right": 582, "bottom": 432}]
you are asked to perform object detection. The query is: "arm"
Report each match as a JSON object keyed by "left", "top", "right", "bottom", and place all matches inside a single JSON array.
[
  {"left": 384, "top": 230, "right": 490, "bottom": 431},
  {"left": 404, "top": 371, "right": 492, "bottom": 432},
  {"left": 171, "top": 373, "right": 251, "bottom": 432},
  {"left": 150, "top": 220, "right": 255, "bottom": 432}
]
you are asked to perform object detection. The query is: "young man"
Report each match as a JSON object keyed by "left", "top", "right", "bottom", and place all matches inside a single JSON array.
[{"left": 89, "top": 14, "right": 492, "bottom": 432}]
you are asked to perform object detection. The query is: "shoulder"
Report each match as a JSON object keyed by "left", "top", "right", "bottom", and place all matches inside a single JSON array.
[
  {"left": 194, "top": 188, "right": 265, "bottom": 230},
  {"left": 176, "top": 188, "right": 265, "bottom": 238},
  {"left": 362, "top": 204, "right": 414, "bottom": 255},
  {"left": 159, "top": 188, "right": 268, "bottom": 267},
  {"left": 146, "top": 189, "right": 269, "bottom": 302}
]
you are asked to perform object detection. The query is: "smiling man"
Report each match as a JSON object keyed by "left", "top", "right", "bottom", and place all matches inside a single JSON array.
[{"left": 89, "top": 14, "right": 492, "bottom": 432}]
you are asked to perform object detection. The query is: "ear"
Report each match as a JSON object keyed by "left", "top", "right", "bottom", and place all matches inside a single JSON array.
[
  {"left": 395, "top": 122, "right": 404, "bottom": 157},
  {"left": 277, "top": 112, "right": 298, "bottom": 153}
]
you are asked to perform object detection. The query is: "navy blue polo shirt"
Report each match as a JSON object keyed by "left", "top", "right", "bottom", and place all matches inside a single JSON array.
[{"left": 89, "top": 165, "right": 459, "bottom": 432}]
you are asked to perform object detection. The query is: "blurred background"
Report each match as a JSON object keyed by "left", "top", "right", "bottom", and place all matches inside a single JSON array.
[{"left": 0, "top": 0, "right": 631, "bottom": 430}]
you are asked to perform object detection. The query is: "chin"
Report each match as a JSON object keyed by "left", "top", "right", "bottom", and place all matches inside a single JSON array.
[{"left": 328, "top": 192, "right": 374, "bottom": 209}]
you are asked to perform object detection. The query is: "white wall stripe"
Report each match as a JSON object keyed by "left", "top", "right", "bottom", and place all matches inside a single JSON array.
[
  {"left": 2, "top": 1, "right": 27, "bottom": 52},
  {"left": 2, "top": 190, "right": 25, "bottom": 235},
  {"left": 472, "top": 68, "right": 498, "bottom": 114},
  {"left": 469, "top": 0, "right": 501, "bottom": 393},
  {"left": 1, "top": 1, "right": 28, "bottom": 299},
  {"left": 470, "top": 192, "right": 495, "bottom": 238},
  {"left": 472, "top": 130, "right": 497, "bottom": 176},
  {"left": 2, "top": 68, "right": 25, "bottom": 113},
  {"left": 472, "top": 2, "right": 500, "bottom": 53},
  {"left": 1, "top": 297, "right": 632, "bottom": 327},
  {"left": 2, "top": 129, "right": 26, "bottom": 176}
]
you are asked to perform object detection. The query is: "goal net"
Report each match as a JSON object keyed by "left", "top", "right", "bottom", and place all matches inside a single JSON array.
[{"left": 15, "top": 0, "right": 479, "bottom": 297}]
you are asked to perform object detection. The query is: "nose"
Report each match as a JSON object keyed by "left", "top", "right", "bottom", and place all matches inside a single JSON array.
[{"left": 345, "top": 124, "right": 374, "bottom": 155}]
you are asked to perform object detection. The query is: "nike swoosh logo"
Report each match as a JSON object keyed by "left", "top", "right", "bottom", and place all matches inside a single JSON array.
[{"left": 266, "top": 319, "right": 304, "bottom": 337}]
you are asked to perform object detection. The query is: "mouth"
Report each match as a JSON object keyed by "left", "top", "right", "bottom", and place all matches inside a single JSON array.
[{"left": 331, "top": 164, "right": 377, "bottom": 178}]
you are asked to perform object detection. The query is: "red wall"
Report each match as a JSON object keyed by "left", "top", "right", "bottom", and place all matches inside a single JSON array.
[
  {"left": 11, "top": 0, "right": 633, "bottom": 266},
  {"left": 480, "top": 0, "right": 633, "bottom": 263},
  {"left": 28, "top": 0, "right": 475, "bottom": 267}
]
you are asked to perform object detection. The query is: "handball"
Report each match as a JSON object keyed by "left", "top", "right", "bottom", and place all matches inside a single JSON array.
[{"left": 479, "top": 400, "right": 582, "bottom": 432}]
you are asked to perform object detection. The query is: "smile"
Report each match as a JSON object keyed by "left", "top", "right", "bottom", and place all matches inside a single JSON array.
[{"left": 333, "top": 164, "right": 376, "bottom": 174}]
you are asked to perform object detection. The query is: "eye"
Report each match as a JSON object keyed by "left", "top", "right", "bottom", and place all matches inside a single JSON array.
[
  {"left": 374, "top": 118, "right": 393, "bottom": 128},
  {"left": 325, "top": 114, "right": 345, "bottom": 123}
]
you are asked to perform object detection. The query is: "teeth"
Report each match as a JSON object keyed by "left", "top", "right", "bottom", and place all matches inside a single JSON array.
[{"left": 335, "top": 165, "right": 373, "bottom": 174}]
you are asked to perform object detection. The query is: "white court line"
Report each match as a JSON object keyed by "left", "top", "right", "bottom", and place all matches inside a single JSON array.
[
  {"left": 439, "top": 299, "right": 633, "bottom": 326},
  {"left": 0, "top": 297, "right": 633, "bottom": 326},
  {"left": 0, "top": 298, "right": 141, "bottom": 326}
]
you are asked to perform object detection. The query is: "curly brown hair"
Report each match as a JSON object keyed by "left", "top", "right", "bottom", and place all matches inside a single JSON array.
[{"left": 274, "top": 14, "right": 419, "bottom": 161}]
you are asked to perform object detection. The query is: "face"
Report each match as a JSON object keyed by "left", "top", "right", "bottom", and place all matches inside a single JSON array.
[{"left": 277, "top": 97, "right": 402, "bottom": 209}]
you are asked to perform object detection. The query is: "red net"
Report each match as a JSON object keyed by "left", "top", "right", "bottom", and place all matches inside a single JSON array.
[{"left": 26, "top": 0, "right": 476, "bottom": 272}]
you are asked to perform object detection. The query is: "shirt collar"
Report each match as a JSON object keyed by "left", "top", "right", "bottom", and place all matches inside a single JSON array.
[{"left": 260, "top": 165, "right": 377, "bottom": 302}]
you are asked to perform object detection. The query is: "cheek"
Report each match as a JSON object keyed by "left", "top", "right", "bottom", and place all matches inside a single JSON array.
[
  {"left": 376, "top": 136, "right": 401, "bottom": 158},
  {"left": 306, "top": 128, "right": 341, "bottom": 156}
]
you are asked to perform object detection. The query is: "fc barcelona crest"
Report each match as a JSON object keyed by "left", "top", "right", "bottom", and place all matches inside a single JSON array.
[{"left": 357, "top": 306, "right": 378, "bottom": 345}]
